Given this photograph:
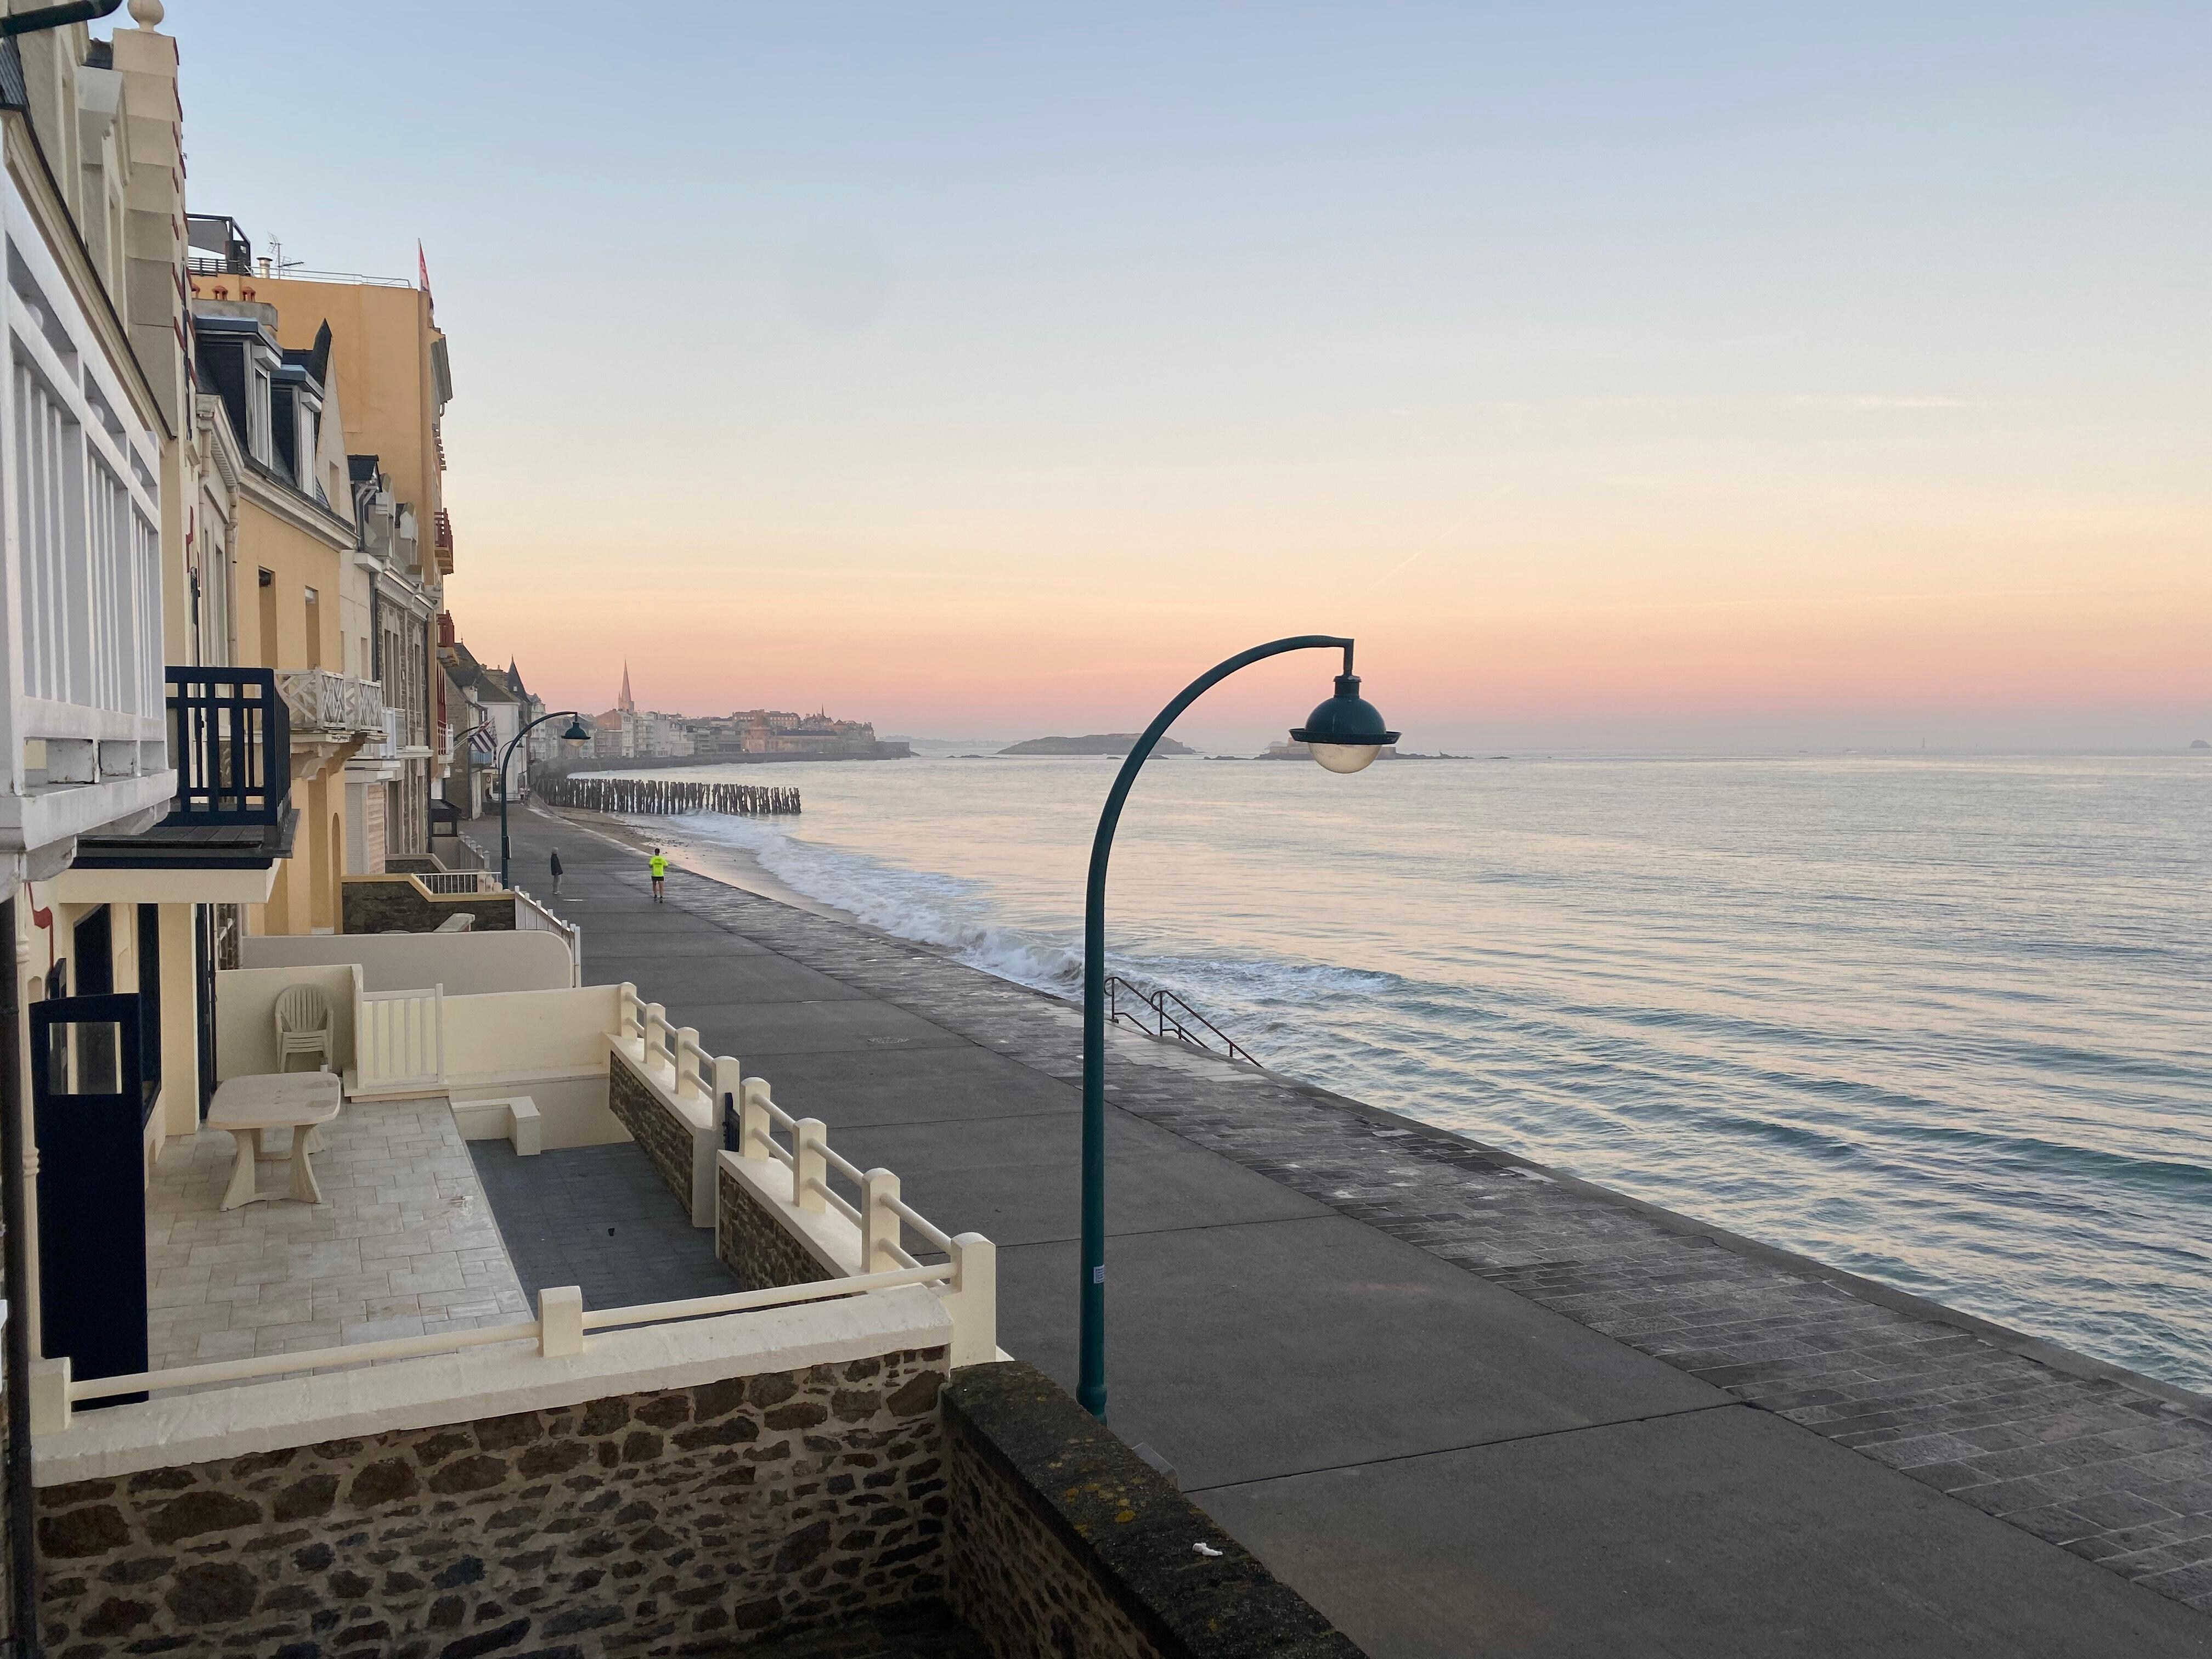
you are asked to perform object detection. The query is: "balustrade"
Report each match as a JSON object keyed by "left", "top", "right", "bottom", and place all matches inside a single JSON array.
[{"left": 274, "top": 667, "right": 386, "bottom": 733}]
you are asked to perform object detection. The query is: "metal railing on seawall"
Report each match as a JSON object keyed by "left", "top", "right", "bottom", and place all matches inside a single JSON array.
[{"left": 1105, "top": 975, "right": 1259, "bottom": 1066}]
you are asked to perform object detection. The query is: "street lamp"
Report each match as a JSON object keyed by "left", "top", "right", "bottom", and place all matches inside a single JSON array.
[
  {"left": 1078, "top": 636, "right": 1395, "bottom": 1419},
  {"left": 498, "top": 711, "right": 590, "bottom": 889}
]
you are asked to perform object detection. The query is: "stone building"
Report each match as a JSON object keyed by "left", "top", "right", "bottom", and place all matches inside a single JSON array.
[{"left": 590, "top": 664, "right": 695, "bottom": 760}]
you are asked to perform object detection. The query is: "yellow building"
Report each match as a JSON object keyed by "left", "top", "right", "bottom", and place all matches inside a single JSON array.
[{"left": 189, "top": 266, "right": 452, "bottom": 889}]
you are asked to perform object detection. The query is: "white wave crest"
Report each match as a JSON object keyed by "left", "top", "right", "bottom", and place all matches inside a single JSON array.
[{"left": 641, "top": 811, "right": 1085, "bottom": 994}]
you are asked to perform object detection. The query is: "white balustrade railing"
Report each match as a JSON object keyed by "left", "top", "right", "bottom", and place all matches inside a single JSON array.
[
  {"left": 673, "top": 1026, "right": 710, "bottom": 1102},
  {"left": 356, "top": 983, "right": 445, "bottom": 1093},
  {"left": 41, "top": 1239, "right": 995, "bottom": 1424},
  {"left": 28, "top": 980, "right": 999, "bottom": 1431},
  {"left": 275, "top": 668, "right": 385, "bottom": 733},
  {"left": 512, "top": 885, "right": 583, "bottom": 985},
  {"left": 415, "top": 870, "right": 500, "bottom": 895}
]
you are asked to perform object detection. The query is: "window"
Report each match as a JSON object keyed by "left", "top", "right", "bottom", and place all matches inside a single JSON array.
[
  {"left": 256, "top": 569, "right": 278, "bottom": 668},
  {"left": 303, "top": 586, "right": 321, "bottom": 669}
]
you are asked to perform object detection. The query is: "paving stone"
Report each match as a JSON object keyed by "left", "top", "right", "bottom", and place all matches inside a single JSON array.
[{"left": 143, "top": 1095, "right": 531, "bottom": 1381}]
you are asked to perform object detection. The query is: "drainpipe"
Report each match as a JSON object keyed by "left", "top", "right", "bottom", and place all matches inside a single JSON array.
[{"left": 0, "top": 894, "right": 38, "bottom": 1658}]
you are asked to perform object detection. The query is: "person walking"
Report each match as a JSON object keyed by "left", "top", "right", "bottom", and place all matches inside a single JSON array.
[
  {"left": 648, "top": 847, "right": 668, "bottom": 904},
  {"left": 549, "top": 848, "right": 563, "bottom": 895}
]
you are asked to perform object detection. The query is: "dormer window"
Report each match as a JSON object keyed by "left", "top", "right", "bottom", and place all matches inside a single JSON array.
[
  {"left": 269, "top": 373, "right": 297, "bottom": 482},
  {"left": 192, "top": 310, "right": 281, "bottom": 467}
]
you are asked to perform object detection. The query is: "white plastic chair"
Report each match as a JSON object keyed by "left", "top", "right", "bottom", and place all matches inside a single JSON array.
[{"left": 274, "top": 985, "right": 333, "bottom": 1073}]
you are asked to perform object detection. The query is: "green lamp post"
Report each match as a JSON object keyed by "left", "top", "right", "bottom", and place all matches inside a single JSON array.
[
  {"left": 498, "top": 712, "right": 591, "bottom": 890},
  {"left": 1079, "top": 636, "right": 1396, "bottom": 1419}
]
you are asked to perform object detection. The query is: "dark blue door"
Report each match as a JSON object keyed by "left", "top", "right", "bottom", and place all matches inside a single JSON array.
[{"left": 31, "top": 991, "right": 149, "bottom": 1405}]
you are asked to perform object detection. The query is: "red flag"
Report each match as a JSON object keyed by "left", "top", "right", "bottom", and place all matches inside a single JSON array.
[{"left": 417, "top": 240, "right": 432, "bottom": 301}]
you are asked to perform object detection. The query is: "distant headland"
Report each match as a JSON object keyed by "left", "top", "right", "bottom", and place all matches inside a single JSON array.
[{"left": 997, "top": 734, "right": 1198, "bottom": 757}]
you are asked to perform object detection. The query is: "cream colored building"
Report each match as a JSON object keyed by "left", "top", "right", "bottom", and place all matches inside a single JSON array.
[{"left": 0, "top": 1, "right": 456, "bottom": 1438}]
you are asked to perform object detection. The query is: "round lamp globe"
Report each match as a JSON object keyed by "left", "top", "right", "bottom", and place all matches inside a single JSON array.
[
  {"left": 1290, "top": 672, "right": 1398, "bottom": 776},
  {"left": 1308, "top": 741, "right": 1385, "bottom": 774}
]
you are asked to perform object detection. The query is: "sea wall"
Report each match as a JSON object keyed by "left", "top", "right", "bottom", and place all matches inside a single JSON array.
[
  {"left": 608, "top": 1046, "right": 696, "bottom": 1217},
  {"left": 943, "top": 1363, "right": 1363, "bottom": 1659},
  {"left": 718, "top": 1156, "right": 843, "bottom": 1290},
  {"left": 342, "top": 874, "right": 514, "bottom": 935},
  {"left": 35, "top": 1349, "right": 950, "bottom": 1655}
]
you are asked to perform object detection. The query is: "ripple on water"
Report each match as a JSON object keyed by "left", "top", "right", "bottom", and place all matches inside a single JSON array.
[{"left": 615, "top": 753, "right": 2212, "bottom": 1390}]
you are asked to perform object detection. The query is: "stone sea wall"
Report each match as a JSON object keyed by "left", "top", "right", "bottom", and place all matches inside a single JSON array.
[
  {"left": 943, "top": 1363, "right": 1362, "bottom": 1659},
  {"left": 607, "top": 1047, "right": 696, "bottom": 1218},
  {"left": 36, "top": 1347, "right": 950, "bottom": 1657},
  {"left": 342, "top": 877, "right": 515, "bottom": 935},
  {"left": 718, "top": 1158, "right": 839, "bottom": 1291}
]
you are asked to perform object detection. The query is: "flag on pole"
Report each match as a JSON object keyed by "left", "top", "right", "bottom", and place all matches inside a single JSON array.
[{"left": 417, "top": 240, "right": 432, "bottom": 301}]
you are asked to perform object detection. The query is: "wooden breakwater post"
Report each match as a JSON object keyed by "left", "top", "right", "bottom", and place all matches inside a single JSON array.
[{"left": 536, "top": 775, "right": 801, "bottom": 816}]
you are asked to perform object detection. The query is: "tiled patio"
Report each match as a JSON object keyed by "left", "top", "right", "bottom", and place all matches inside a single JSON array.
[{"left": 144, "top": 1093, "right": 531, "bottom": 1373}]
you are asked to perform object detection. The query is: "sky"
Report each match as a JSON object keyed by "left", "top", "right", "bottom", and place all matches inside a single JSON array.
[{"left": 167, "top": 2, "right": 2209, "bottom": 752}]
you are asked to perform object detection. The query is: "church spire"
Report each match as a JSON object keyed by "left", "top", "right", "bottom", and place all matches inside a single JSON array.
[{"left": 618, "top": 662, "right": 634, "bottom": 713}]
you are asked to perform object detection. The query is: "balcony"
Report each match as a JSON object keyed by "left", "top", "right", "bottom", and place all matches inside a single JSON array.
[
  {"left": 166, "top": 668, "right": 289, "bottom": 825},
  {"left": 66, "top": 668, "right": 298, "bottom": 884},
  {"left": 275, "top": 668, "right": 386, "bottom": 735}
]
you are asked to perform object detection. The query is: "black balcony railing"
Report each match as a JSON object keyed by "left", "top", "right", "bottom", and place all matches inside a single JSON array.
[{"left": 165, "top": 667, "right": 290, "bottom": 826}]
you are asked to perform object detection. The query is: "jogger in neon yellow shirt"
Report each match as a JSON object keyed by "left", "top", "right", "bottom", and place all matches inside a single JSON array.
[{"left": 648, "top": 848, "right": 667, "bottom": 904}]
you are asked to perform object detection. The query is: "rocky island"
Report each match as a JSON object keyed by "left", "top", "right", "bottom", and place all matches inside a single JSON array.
[{"left": 997, "top": 733, "right": 1199, "bottom": 756}]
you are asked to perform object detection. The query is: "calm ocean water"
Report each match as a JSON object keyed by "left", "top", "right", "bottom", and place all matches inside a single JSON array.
[{"left": 602, "top": 752, "right": 2212, "bottom": 1390}]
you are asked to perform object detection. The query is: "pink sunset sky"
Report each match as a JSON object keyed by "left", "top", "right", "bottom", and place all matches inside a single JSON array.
[{"left": 177, "top": 3, "right": 2208, "bottom": 752}]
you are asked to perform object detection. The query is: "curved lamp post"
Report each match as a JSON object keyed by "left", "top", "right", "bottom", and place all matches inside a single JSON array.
[
  {"left": 1079, "top": 635, "right": 1396, "bottom": 1419},
  {"left": 498, "top": 711, "right": 591, "bottom": 889}
]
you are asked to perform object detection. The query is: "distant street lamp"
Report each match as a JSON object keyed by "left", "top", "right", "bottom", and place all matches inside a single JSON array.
[
  {"left": 1078, "top": 636, "right": 1396, "bottom": 1419},
  {"left": 499, "top": 712, "right": 591, "bottom": 889}
]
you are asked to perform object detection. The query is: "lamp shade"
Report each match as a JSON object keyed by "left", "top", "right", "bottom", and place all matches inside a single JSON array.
[
  {"left": 1290, "top": 673, "right": 1399, "bottom": 774},
  {"left": 560, "top": 717, "right": 591, "bottom": 744}
]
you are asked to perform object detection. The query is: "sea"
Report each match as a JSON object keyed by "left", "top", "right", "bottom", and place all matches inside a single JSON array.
[{"left": 591, "top": 750, "right": 2212, "bottom": 1391}]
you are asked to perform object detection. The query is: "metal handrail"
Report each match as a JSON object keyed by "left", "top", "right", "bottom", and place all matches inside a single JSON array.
[{"left": 1104, "top": 975, "right": 1259, "bottom": 1066}]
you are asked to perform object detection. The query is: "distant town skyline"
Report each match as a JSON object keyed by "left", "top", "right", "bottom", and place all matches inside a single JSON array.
[{"left": 176, "top": 2, "right": 2209, "bottom": 752}]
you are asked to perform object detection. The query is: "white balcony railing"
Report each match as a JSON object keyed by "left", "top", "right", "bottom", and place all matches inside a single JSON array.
[
  {"left": 514, "top": 884, "right": 583, "bottom": 984},
  {"left": 38, "top": 1251, "right": 989, "bottom": 1425},
  {"left": 275, "top": 669, "right": 385, "bottom": 735},
  {"left": 415, "top": 869, "right": 500, "bottom": 895}
]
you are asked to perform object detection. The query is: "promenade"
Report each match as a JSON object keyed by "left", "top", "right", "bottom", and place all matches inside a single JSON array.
[{"left": 501, "top": 805, "right": 2212, "bottom": 1657}]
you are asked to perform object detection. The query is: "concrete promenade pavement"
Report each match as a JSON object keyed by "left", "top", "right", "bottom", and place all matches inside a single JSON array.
[{"left": 500, "top": 806, "right": 2212, "bottom": 1658}]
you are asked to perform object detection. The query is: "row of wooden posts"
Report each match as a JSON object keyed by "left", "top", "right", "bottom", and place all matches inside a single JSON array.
[{"left": 535, "top": 775, "right": 802, "bottom": 816}]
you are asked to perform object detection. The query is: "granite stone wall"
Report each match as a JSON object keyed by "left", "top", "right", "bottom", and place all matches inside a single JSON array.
[
  {"left": 36, "top": 1347, "right": 951, "bottom": 1657},
  {"left": 943, "top": 1364, "right": 1363, "bottom": 1659},
  {"left": 608, "top": 1048, "right": 697, "bottom": 1218},
  {"left": 719, "top": 1159, "right": 839, "bottom": 1291},
  {"left": 342, "top": 877, "right": 515, "bottom": 935}
]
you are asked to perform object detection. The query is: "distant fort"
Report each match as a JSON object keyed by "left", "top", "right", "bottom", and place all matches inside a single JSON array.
[{"left": 533, "top": 663, "right": 909, "bottom": 767}]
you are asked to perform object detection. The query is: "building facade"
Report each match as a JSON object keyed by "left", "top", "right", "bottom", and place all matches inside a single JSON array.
[{"left": 0, "top": 15, "right": 479, "bottom": 1617}]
